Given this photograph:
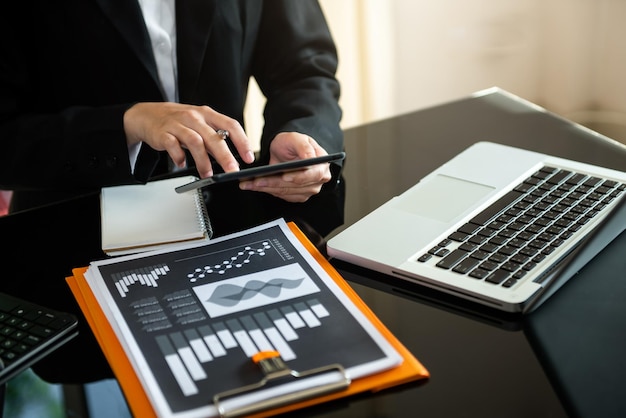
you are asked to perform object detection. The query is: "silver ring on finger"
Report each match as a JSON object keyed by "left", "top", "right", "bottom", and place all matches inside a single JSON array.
[{"left": 216, "top": 129, "right": 229, "bottom": 140}]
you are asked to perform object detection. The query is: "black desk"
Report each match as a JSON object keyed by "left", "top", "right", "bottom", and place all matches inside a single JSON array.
[
  {"left": 327, "top": 88, "right": 626, "bottom": 418},
  {"left": 2, "top": 88, "right": 625, "bottom": 417}
]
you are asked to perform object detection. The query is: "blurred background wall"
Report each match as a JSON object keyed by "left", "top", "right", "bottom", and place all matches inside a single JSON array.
[
  {"left": 245, "top": 0, "right": 626, "bottom": 147},
  {"left": 3, "top": 1, "right": 625, "bottom": 215}
]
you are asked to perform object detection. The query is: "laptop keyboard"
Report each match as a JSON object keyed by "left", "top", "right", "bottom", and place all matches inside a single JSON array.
[
  {"left": 0, "top": 292, "right": 78, "bottom": 384},
  {"left": 418, "top": 166, "right": 625, "bottom": 288}
]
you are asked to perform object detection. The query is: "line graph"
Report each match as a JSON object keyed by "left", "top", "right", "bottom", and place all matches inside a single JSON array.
[{"left": 187, "top": 241, "right": 273, "bottom": 281}]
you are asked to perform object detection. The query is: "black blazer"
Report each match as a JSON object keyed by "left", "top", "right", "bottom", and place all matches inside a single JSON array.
[{"left": 0, "top": 0, "right": 343, "bottom": 211}]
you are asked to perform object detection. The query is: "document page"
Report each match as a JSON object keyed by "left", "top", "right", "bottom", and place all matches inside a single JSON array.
[{"left": 84, "top": 219, "right": 402, "bottom": 418}]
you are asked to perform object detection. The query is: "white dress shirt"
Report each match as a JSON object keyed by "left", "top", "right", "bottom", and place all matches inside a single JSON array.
[
  {"left": 130, "top": 0, "right": 178, "bottom": 172},
  {"left": 138, "top": 0, "right": 178, "bottom": 102}
]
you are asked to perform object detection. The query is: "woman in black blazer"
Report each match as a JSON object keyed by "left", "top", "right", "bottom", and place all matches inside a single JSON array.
[{"left": 0, "top": 0, "right": 344, "bottom": 235}]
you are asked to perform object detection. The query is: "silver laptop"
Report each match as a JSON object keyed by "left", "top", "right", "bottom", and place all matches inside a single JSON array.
[{"left": 327, "top": 141, "right": 626, "bottom": 313}]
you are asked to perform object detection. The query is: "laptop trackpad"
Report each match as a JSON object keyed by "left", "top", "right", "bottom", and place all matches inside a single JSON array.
[{"left": 395, "top": 174, "right": 495, "bottom": 223}]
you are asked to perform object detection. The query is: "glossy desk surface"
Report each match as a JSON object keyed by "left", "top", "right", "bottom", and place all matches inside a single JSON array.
[
  {"left": 2, "top": 88, "right": 625, "bottom": 417},
  {"left": 326, "top": 88, "right": 626, "bottom": 418}
]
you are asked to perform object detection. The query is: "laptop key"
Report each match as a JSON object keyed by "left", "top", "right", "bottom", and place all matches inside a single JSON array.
[
  {"left": 485, "top": 269, "right": 510, "bottom": 284},
  {"left": 452, "top": 257, "right": 480, "bottom": 274},
  {"left": 470, "top": 190, "right": 523, "bottom": 226},
  {"left": 547, "top": 169, "right": 572, "bottom": 185},
  {"left": 419, "top": 165, "right": 625, "bottom": 293},
  {"left": 436, "top": 249, "right": 468, "bottom": 269},
  {"left": 469, "top": 268, "right": 489, "bottom": 279}
]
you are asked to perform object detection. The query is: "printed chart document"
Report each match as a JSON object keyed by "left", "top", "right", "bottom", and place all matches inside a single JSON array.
[{"left": 68, "top": 219, "right": 429, "bottom": 417}]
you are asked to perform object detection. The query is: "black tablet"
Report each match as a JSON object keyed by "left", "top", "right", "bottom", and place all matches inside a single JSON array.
[{"left": 175, "top": 152, "right": 345, "bottom": 193}]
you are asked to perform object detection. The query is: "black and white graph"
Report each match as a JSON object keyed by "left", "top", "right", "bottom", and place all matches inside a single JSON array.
[
  {"left": 88, "top": 220, "right": 397, "bottom": 416},
  {"left": 187, "top": 241, "right": 273, "bottom": 280},
  {"left": 194, "top": 264, "right": 320, "bottom": 317},
  {"left": 112, "top": 263, "right": 170, "bottom": 297},
  {"left": 155, "top": 297, "right": 330, "bottom": 396}
]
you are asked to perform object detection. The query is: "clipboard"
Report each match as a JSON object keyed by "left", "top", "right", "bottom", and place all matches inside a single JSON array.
[{"left": 66, "top": 222, "right": 429, "bottom": 417}]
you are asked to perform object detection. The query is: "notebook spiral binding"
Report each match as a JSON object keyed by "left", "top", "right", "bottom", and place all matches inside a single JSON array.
[{"left": 194, "top": 188, "right": 213, "bottom": 240}]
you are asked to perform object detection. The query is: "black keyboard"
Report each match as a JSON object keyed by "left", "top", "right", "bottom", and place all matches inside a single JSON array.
[
  {"left": 418, "top": 166, "right": 625, "bottom": 288},
  {"left": 0, "top": 292, "right": 78, "bottom": 385}
]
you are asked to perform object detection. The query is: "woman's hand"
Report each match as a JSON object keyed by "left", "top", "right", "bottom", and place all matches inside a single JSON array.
[
  {"left": 124, "top": 102, "right": 255, "bottom": 178},
  {"left": 239, "top": 132, "right": 333, "bottom": 202}
]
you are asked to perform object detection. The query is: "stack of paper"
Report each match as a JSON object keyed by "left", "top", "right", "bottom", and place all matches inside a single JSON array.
[{"left": 67, "top": 219, "right": 429, "bottom": 417}]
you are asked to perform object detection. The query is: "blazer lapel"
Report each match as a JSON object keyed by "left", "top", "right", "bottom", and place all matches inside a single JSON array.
[
  {"left": 93, "top": 0, "right": 161, "bottom": 90},
  {"left": 176, "top": 0, "right": 216, "bottom": 102}
]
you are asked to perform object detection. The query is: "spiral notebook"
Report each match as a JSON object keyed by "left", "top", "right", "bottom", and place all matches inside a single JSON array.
[{"left": 101, "top": 176, "right": 212, "bottom": 256}]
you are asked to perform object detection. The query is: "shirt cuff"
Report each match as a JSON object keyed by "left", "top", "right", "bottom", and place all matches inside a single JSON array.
[{"left": 128, "top": 141, "right": 142, "bottom": 174}]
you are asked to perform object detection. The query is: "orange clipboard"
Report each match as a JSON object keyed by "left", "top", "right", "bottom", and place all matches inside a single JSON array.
[{"left": 66, "top": 222, "right": 429, "bottom": 417}]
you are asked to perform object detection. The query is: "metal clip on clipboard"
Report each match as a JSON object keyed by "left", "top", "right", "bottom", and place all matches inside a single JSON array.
[{"left": 213, "top": 350, "right": 351, "bottom": 418}]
